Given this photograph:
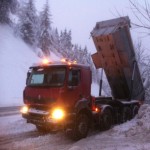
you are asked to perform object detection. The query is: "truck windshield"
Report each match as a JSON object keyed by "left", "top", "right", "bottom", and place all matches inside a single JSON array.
[{"left": 27, "top": 67, "right": 66, "bottom": 87}]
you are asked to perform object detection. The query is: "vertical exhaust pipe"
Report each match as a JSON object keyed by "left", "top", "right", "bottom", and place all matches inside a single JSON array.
[
  {"left": 99, "top": 69, "right": 103, "bottom": 96},
  {"left": 130, "top": 61, "right": 136, "bottom": 100}
]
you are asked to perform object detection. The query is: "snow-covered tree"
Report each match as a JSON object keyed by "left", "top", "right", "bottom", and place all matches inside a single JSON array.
[
  {"left": 70, "top": 44, "right": 78, "bottom": 61},
  {"left": 50, "top": 28, "right": 61, "bottom": 53},
  {"left": 0, "top": 0, "right": 18, "bottom": 24},
  {"left": 134, "top": 40, "right": 149, "bottom": 76},
  {"left": 18, "top": 0, "right": 38, "bottom": 46},
  {"left": 59, "top": 29, "right": 73, "bottom": 58},
  {"left": 38, "top": 0, "right": 52, "bottom": 57},
  {"left": 134, "top": 40, "right": 150, "bottom": 102}
]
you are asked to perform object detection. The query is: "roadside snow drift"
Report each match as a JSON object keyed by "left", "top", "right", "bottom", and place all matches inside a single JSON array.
[
  {"left": 0, "top": 25, "right": 40, "bottom": 107},
  {"left": 112, "top": 104, "right": 150, "bottom": 137}
]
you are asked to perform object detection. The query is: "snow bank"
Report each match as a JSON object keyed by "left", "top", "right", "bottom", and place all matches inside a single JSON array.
[{"left": 112, "top": 104, "right": 150, "bottom": 137}]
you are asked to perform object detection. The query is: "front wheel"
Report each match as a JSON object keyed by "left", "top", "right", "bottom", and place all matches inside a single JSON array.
[
  {"left": 36, "top": 125, "right": 51, "bottom": 133},
  {"left": 71, "top": 113, "right": 90, "bottom": 140}
]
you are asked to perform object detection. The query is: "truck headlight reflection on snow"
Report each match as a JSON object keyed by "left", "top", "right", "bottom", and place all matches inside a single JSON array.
[
  {"left": 20, "top": 105, "right": 29, "bottom": 114},
  {"left": 51, "top": 108, "right": 65, "bottom": 120}
]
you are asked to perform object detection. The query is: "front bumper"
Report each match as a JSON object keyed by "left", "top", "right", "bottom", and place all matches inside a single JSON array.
[{"left": 22, "top": 108, "right": 75, "bottom": 130}]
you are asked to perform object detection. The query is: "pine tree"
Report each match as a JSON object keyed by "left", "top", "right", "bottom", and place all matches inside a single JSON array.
[
  {"left": 60, "top": 29, "right": 73, "bottom": 58},
  {"left": 38, "top": 0, "right": 52, "bottom": 57},
  {"left": 18, "top": 0, "right": 38, "bottom": 46},
  {"left": 52, "top": 28, "right": 60, "bottom": 52},
  {"left": 70, "top": 44, "right": 78, "bottom": 61},
  {"left": 0, "top": 0, "right": 18, "bottom": 24},
  {"left": 82, "top": 46, "right": 88, "bottom": 64}
]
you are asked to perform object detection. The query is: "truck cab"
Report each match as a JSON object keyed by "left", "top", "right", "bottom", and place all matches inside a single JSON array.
[{"left": 21, "top": 59, "right": 92, "bottom": 137}]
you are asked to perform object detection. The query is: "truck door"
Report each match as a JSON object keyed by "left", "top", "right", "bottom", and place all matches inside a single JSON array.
[{"left": 65, "top": 68, "right": 82, "bottom": 107}]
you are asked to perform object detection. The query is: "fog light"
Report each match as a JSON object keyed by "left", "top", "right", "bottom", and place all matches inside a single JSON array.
[
  {"left": 52, "top": 108, "right": 65, "bottom": 120},
  {"left": 20, "top": 105, "right": 29, "bottom": 114}
]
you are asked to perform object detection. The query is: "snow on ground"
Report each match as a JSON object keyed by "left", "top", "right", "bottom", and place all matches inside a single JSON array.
[
  {"left": 0, "top": 114, "right": 35, "bottom": 136},
  {"left": 0, "top": 104, "right": 150, "bottom": 150},
  {"left": 112, "top": 104, "right": 150, "bottom": 137}
]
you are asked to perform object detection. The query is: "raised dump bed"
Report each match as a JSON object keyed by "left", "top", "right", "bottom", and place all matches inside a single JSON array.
[{"left": 91, "top": 16, "right": 145, "bottom": 101}]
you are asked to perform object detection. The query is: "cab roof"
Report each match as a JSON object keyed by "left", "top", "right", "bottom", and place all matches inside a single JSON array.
[{"left": 30, "top": 61, "right": 90, "bottom": 70}]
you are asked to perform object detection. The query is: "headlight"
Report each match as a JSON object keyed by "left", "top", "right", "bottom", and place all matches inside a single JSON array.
[
  {"left": 51, "top": 108, "right": 65, "bottom": 120},
  {"left": 20, "top": 105, "right": 29, "bottom": 114}
]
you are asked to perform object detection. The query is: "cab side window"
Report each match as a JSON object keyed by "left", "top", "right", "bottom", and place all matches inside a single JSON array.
[{"left": 68, "top": 69, "right": 80, "bottom": 86}]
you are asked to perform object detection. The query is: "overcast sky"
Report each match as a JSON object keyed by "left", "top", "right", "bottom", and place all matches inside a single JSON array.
[{"left": 35, "top": 0, "right": 148, "bottom": 53}]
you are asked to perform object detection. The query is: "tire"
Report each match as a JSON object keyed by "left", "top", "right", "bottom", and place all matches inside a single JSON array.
[
  {"left": 100, "top": 109, "right": 113, "bottom": 130},
  {"left": 36, "top": 125, "right": 51, "bottom": 133},
  {"left": 122, "top": 107, "right": 132, "bottom": 123},
  {"left": 71, "top": 113, "right": 90, "bottom": 140},
  {"left": 132, "top": 105, "right": 139, "bottom": 118}
]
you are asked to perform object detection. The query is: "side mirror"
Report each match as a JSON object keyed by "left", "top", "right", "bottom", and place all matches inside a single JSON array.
[{"left": 26, "top": 72, "right": 31, "bottom": 85}]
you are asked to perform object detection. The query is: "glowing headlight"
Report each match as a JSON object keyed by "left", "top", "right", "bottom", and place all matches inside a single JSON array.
[
  {"left": 20, "top": 105, "right": 29, "bottom": 114},
  {"left": 52, "top": 108, "right": 65, "bottom": 120}
]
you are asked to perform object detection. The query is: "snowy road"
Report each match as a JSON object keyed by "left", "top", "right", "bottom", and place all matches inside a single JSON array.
[
  {"left": 0, "top": 114, "right": 74, "bottom": 150},
  {"left": 0, "top": 130, "right": 40, "bottom": 146},
  {"left": 0, "top": 106, "right": 20, "bottom": 117},
  {"left": 0, "top": 104, "right": 150, "bottom": 150}
]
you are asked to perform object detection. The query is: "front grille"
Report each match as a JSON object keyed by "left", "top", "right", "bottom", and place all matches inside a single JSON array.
[
  {"left": 26, "top": 96, "right": 55, "bottom": 105},
  {"left": 29, "top": 112, "right": 47, "bottom": 119},
  {"left": 30, "top": 105, "right": 51, "bottom": 111}
]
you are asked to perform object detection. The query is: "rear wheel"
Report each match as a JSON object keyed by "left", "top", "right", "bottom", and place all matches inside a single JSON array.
[
  {"left": 71, "top": 113, "right": 90, "bottom": 140},
  {"left": 100, "top": 109, "right": 113, "bottom": 130},
  {"left": 132, "top": 105, "right": 139, "bottom": 118},
  {"left": 122, "top": 107, "right": 132, "bottom": 123}
]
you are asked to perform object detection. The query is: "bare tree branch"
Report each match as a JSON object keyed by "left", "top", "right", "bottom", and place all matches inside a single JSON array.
[
  {"left": 129, "top": 0, "right": 150, "bottom": 22},
  {"left": 129, "top": 0, "right": 150, "bottom": 30}
]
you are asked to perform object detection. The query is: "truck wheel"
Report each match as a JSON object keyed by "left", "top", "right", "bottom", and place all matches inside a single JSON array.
[
  {"left": 36, "top": 125, "right": 51, "bottom": 133},
  {"left": 71, "top": 113, "right": 89, "bottom": 140},
  {"left": 132, "top": 105, "right": 139, "bottom": 118},
  {"left": 122, "top": 107, "right": 132, "bottom": 123},
  {"left": 101, "top": 109, "right": 113, "bottom": 130}
]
